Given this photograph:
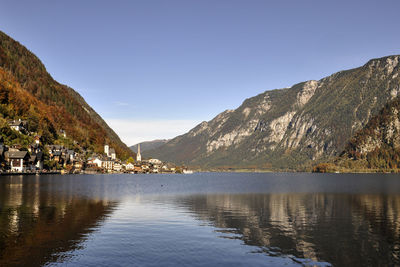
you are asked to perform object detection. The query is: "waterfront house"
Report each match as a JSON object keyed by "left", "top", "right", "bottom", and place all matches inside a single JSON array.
[
  {"left": 5, "top": 150, "right": 29, "bottom": 172},
  {"left": 113, "top": 161, "right": 122, "bottom": 172},
  {"left": 92, "top": 156, "right": 103, "bottom": 168},
  {"left": 102, "top": 157, "right": 114, "bottom": 171},
  {"left": 29, "top": 152, "right": 43, "bottom": 171},
  {"left": 73, "top": 161, "right": 83, "bottom": 170},
  {"left": 124, "top": 162, "right": 135, "bottom": 171},
  {"left": 60, "top": 149, "right": 75, "bottom": 166},
  {"left": 29, "top": 154, "right": 36, "bottom": 171},
  {"left": 133, "top": 165, "right": 143, "bottom": 173},
  {"left": 141, "top": 164, "right": 150, "bottom": 172},
  {"left": 87, "top": 156, "right": 102, "bottom": 168}
]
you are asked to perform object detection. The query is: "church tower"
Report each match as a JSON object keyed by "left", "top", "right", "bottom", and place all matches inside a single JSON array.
[
  {"left": 136, "top": 143, "right": 142, "bottom": 162},
  {"left": 104, "top": 144, "right": 109, "bottom": 156}
]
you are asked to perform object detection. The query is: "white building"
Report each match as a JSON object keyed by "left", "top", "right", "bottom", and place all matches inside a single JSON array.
[
  {"left": 124, "top": 162, "right": 134, "bottom": 171},
  {"left": 102, "top": 158, "right": 114, "bottom": 171},
  {"left": 149, "top": 158, "right": 162, "bottom": 165},
  {"left": 113, "top": 162, "right": 122, "bottom": 172},
  {"left": 92, "top": 157, "right": 103, "bottom": 168},
  {"left": 5, "top": 151, "right": 28, "bottom": 172}
]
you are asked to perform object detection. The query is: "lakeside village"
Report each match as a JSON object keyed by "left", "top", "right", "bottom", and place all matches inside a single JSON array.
[{"left": 0, "top": 119, "right": 190, "bottom": 175}]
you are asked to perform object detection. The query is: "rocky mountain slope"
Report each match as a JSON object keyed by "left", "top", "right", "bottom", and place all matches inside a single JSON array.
[
  {"left": 0, "top": 31, "right": 133, "bottom": 159},
  {"left": 146, "top": 55, "right": 400, "bottom": 169},
  {"left": 130, "top": 139, "right": 169, "bottom": 154}
]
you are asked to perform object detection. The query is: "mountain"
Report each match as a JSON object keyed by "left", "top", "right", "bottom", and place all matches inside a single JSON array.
[
  {"left": 0, "top": 30, "right": 133, "bottom": 159},
  {"left": 146, "top": 55, "right": 400, "bottom": 170},
  {"left": 130, "top": 139, "right": 169, "bottom": 154}
]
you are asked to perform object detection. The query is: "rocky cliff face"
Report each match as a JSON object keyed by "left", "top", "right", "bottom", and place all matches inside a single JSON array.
[{"left": 146, "top": 55, "right": 400, "bottom": 169}]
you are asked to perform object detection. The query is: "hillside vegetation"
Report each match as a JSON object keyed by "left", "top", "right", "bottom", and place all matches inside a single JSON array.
[
  {"left": 333, "top": 95, "right": 400, "bottom": 172},
  {"left": 0, "top": 31, "right": 133, "bottom": 159}
]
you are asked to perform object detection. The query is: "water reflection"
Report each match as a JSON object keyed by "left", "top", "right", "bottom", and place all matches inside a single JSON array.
[
  {"left": 0, "top": 176, "right": 118, "bottom": 266},
  {"left": 174, "top": 193, "right": 400, "bottom": 266},
  {"left": 1, "top": 173, "right": 400, "bottom": 266}
]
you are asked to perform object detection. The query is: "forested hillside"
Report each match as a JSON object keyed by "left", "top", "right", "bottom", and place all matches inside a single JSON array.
[
  {"left": 0, "top": 31, "right": 133, "bottom": 159},
  {"left": 334, "top": 95, "right": 400, "bottom": 171}
]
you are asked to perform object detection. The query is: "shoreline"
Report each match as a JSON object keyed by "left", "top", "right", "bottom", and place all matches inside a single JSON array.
[
  {"left": 195, "top": 168, "right": 400, "bottom": 174},
  {"left": 2, "top": 168, "right": 400, "bottom": 176},
  {"left": 0, "top": 171, "right": 62, "bottom": 176}
]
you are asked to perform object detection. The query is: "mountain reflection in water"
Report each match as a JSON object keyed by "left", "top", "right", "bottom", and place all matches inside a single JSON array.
[
  {"left": 0, "top": 176, "right": 117, "bottom": 266},
  {"left": 173, "top": 193, "right": 400, "bottom": 266},
  {"left": 0, "top": 173, "right": 399, "bottom": 266}
]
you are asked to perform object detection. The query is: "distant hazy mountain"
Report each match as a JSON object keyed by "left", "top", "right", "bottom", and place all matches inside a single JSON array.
[
  {"left": 145, "top": 55, "right": 400, "bottom": 170},
  {"left": 0, "top": 31, "right": 134, "bottom": 159},
  {"left": 130, "top": 139, "right": 169, "bottom": 154}
]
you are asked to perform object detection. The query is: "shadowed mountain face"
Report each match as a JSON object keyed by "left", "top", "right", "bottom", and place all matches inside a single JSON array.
[
  {"left": 173, "top": 193, "right": 400, "bottom": 267},
  {"left": 130, "top": 139, "right": 169, "bottom": 154},
  {"left": 0, "top": 176, "right": 118, "bottom": 266},
  {"left": 0, "top": 31, "right": 133, "bottom": 159},
  {"left": 146, "top": 55, "right": 400, "bottom": 169}
]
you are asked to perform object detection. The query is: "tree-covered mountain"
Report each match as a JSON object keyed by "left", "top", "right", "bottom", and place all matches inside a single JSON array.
[
  {"left": 146, "top": 55, "right": 400, "bottom": 170},
  {"left": 130, "top": 139, "right": 169, "bottom": 154},
  {"left": 0, "top": 31, "right": 133, "bottom": 159},
  {"left": 333, "top": 95, "right": 400, "bottom": 171}
]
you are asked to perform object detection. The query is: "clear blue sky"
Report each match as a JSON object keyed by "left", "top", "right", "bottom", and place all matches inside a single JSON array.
[{"left": 1, "top": 0, "right": 400, "bottom": 145}]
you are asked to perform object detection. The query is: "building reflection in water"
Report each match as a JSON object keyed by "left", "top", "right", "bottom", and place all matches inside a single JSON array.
[
  {"left": 174, "top": 193, "right": 400, "bottom": 266},
  {"left": 0, "top": 176, "right": 118, "bottom": 266}
]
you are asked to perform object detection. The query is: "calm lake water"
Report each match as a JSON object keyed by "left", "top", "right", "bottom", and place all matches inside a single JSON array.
[{"left": 0, "top": 173, "right": 400, "bottom": 266}]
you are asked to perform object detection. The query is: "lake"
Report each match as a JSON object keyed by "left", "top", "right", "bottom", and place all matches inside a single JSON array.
[{"left": 0, "top": 172, "right": 399, "bottom": 266}]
